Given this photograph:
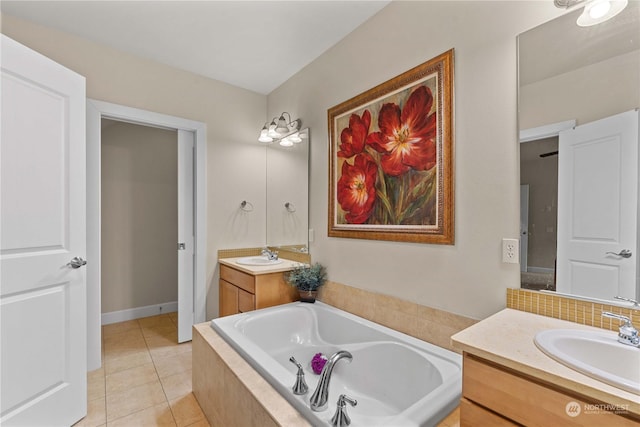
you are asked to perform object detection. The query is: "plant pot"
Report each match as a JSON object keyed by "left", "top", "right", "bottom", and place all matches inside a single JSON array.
[{"left": 298, "top": 290, "right": 318, "bottom": 303}]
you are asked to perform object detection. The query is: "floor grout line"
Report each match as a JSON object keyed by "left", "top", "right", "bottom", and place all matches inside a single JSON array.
[{"left": 95, "top": 314, "right": 197, "bottom": 427}]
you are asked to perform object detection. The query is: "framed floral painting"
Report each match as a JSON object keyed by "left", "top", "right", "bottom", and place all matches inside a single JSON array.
[{"left": 328, "top": 49, "right": 454, "bottom": 244}]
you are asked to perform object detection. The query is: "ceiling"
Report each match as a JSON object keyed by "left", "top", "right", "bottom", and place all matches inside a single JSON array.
[{"left": 1, "top": 0, "right": 391, "bottom": 94}]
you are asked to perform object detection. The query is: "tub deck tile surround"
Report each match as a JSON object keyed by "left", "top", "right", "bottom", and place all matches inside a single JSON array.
[
  {"left": 74, "top": 312, "right": 209, "bottom": 427},
  {"left": 193, "top": 323, "right": 312, "bottom": 427}
]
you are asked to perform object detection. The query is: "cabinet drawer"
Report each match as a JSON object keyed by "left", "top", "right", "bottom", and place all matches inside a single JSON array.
[
  {"left": 460, "top": 397, "right": 517, "bottom": 427},
  {"left": 463, "top": 354, "right": 638, "bottom": 427},
  {"left": 238, "top": 288, "right": 255, "bottom": 313},
  {"left": 220, "top": 265, "right": 255, "bottom": 293}
]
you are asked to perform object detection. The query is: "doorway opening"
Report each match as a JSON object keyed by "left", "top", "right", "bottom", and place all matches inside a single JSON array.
[
  {"left": 100, "top": 119, "right": 179, "bottom": 325},
  {"left": 86, "top": 100, "right": 207, "bottom": 370}
]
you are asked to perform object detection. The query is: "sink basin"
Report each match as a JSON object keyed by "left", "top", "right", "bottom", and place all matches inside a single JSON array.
[
  {"left": 236, "top": 256, "right": 283, "bottom": 266},
  {"left": 534, "top": 329, "right": 640, "bottom": 395}
]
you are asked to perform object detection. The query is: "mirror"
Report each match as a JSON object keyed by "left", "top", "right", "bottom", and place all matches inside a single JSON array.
[
  {"left": 518, "top": 3, "right": 640, "bottom": 300},
  {"left": 266, "top": 128, "right": 309, "bottom": 254}
]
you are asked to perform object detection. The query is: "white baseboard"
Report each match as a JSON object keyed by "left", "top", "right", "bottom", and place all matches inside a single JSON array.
[
  {"left": 526, "top": 267, "right": 555, "bottom": 274},
  {"left": 102, "top": 301, "right": 178, "bottom": 325}
]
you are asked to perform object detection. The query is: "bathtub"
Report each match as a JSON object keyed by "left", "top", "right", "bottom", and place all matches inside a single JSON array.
[{"left": 210, "top": 301, "right": 462, "bottom": 427}]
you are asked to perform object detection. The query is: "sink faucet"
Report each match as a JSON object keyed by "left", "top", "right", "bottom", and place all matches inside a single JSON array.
[
  {"left": 261, "top": 247, "right": 278, "bottom": 261},
  {"left": 602, "top": 312, "right": 640, "bottom": 347},
  {"left": 310, "top": 350, "right": 353, "bottom": 412}
]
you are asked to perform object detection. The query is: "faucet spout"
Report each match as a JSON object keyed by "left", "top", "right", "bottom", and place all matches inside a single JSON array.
[
  {"left": 261, "top": 247, "right": 278, "bottom": 261},
  {"left": 310, "top": 350, "right": 353, "bottom": 412}
]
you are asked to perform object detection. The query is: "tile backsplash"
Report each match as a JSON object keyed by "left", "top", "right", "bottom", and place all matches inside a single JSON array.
[
  {"left": 507, "top": 288, "right": 639, "bottom": 332},
  {"left": 217, "top": 247, "right": 310, "bottom": 263}
]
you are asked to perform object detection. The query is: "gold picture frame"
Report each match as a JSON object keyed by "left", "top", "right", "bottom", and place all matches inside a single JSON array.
[{"left": 328, "top": 49, "right": 454, "bottom": 244}]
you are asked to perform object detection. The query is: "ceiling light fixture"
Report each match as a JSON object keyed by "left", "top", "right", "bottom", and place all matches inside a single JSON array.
[
  {"left": 554, "top": 0, "right": 628, "bottom": 26},
  {"left": 257, "top": 112, "right": 302, "bottom": 146}
]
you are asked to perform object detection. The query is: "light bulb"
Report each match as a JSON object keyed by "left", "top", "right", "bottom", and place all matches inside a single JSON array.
[
  {"left": 589, "top": 0, "right": 611, "bottom": 18},
  {"left": 288, "top": 133, "right": 302, "bottom": 143},
  {"left": 577, "top": 0, "right": 627, "bottom": 26},
  {"left": 267, "top": 120, "right": 279, "bottom": 138},
  {"left": 258, "top": 134, "right": 273, "bottom": 143},
  {"left": 275, "top": 115, "right": 289, "bottom": 134},
  {"left": 279, "top": 137, "right": 293, "bottom": 147},
  {"left": 258, "top": 125, "right": 273, "bottom": 143}
]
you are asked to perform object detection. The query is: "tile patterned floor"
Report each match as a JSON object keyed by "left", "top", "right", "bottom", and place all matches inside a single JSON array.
[{"left": 74, "top": 312, "right": 210, "bottom": 427}]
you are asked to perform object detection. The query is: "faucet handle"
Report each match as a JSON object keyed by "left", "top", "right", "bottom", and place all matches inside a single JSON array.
[
  {"left": 289, "top": 356, "right": 308, "bottom": 395},
  {"left": 331, "top": 394, "right": 357, "bottom": 427},
  {"left": 602, "top": 311, "right": 640, "bottom": 347}
]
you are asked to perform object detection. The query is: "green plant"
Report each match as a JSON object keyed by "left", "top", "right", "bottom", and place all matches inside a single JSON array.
[{"left": 285, "top": 263, "right": 327, "bottom": 291}]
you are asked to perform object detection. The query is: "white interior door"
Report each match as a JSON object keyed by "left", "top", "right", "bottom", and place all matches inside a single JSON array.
[
  {"left": 556, "top": 110, "right": 639, "bottom": 301},
  {"left": 1, "top": 35, "right": 87, "bottom": 426},
  {"left": 177, "top": 130, "right": 195, "bottom": 343}
]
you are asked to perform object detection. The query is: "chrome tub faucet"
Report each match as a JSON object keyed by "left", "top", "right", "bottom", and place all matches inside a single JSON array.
[
  {"left": 289, "top": 356, "right": 308, "bottom": 395},
  {"left": 310, "top": 350, "right": 353, "bottom": 412},
  {"left": 331, "top": 394, "right": 357, "bottom": 427}
]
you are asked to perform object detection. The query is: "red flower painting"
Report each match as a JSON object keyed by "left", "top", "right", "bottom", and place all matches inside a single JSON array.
[
  {"left": 367, "top": 86, "right": 437, "bottom": 176},
  {"left": 337, "top": 110, "right": 371, "bottom": 158},
  {"left": 337, "top": 154, "right": 378, "bottom": 224},
  {"left": 328, "top": 50, "right": 454, "bottom": 244},
  {"left": 334, "top": 85, "right": 438, "bottom": 226}
]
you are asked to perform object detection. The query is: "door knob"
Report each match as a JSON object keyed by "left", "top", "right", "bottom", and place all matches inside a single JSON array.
[
  {"left": 67, "top": 257, "right": 87, "bottom": 269},
  {"left": 605, "top": 249, "right": 632, "bottom": 258}
]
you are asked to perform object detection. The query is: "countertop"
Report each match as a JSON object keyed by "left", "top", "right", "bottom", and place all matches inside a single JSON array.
[
  {"left": 451, "top": 308, "right": 640, "bottom": 415},
  {"left": 218, "top": 257, "right": 302, "bottom": 275}
]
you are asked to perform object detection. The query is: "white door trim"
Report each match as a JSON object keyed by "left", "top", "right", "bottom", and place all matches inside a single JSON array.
[
  {"left": 86, "top": 99, "right": 206, "bottom": 369},
  {"left": 519, "top": 119, "right": 576, "bottom": 143}
]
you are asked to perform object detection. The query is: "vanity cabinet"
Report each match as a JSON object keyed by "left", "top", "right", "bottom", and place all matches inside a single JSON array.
[
  {"left": 460, "top": 353, "right": 638, "bottom": 427},
  {"left": 219, "top": 264, "right": 298, "bottom": 317}
]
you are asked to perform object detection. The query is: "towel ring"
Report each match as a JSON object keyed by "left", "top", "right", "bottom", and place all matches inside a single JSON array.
[{"left": 240, "top": 200, "right": 254, "bottom": 212}]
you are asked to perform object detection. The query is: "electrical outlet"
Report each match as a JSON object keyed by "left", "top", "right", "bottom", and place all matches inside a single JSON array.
[{"left": 502, "top": 238, "right": 519, "bottom": 264}]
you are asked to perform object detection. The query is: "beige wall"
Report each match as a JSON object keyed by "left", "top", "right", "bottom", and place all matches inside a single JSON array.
[
  {"left": 3, "top": 2, "right": 579, "bottom": 321},
  {"left": 520, "top": 50, "right": 640, "bottom": 130},
  {"left": 268, "top": 1, "right": 565, "bottom": 320},
  {"left": 101, "top": 120, "right": 178, "bottom": 312},
  {"left": 1, "top": 14, "right": 268, "bottom": 319}
]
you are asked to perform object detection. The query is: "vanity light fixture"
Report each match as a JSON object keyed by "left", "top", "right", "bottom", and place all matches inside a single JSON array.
[
  {"left": 257, "top": 112, "right": 302, "bottom": 146},
  {"left": 554, "top": 0, "right": 628, "bottom": 26}
]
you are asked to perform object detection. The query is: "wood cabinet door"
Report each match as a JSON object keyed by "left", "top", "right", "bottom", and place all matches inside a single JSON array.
[{"left": 219, "top": 279, "right": 239, "bottom": 317}]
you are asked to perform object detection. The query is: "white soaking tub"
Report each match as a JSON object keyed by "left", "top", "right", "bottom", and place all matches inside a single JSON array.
[{"left": 210, "top": 302, "right": 462, "bottom": 427}]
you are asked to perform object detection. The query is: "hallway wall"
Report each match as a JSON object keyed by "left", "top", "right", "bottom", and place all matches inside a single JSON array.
[{"left": 101, "top": 120, "right": 178, "bottom": 313}]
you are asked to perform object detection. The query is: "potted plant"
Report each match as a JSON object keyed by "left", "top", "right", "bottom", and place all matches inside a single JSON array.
[{"left": 285, "top": 263, "right": 327, "bottom": 303}]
